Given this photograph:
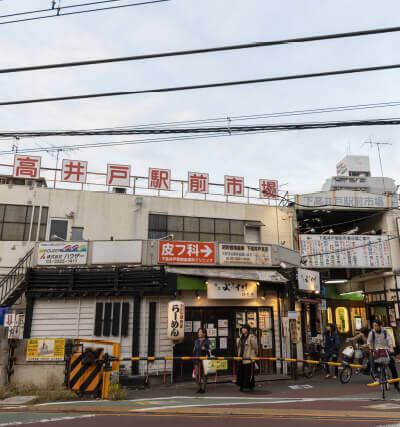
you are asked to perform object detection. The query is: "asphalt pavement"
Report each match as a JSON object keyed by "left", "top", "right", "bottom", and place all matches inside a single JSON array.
[{"left": 2, "top": 374, "right": 400, "bottom": 426}]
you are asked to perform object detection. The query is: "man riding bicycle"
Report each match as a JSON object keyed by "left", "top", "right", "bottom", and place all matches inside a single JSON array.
[{"left": 367, "top": 320, "right": 400, "bottom": 392}]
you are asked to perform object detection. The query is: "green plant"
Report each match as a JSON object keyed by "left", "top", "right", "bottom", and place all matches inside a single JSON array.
[
  {"left": 29, "top": 388, "right": 78, "bottom": 404},
  {"left": 108, "top": 384, "right": 127, "bottom": 401}
]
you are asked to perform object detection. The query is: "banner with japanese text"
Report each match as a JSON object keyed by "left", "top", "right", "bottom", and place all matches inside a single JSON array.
[
  {"left": 26, "top": 339, "right": 66, "bottom": 361},
  {"left": 38, "top": 242, "right": 88, "bottom": 265}
]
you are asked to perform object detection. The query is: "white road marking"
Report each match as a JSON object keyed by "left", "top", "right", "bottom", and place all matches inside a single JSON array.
[{"left": 0, "top": 415, "right": 96, "bottom": 426}]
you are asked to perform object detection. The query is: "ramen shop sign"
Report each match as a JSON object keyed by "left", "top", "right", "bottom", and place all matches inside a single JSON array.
[{"left": 167, "top": 301, "right": 185, "bottom": 340}]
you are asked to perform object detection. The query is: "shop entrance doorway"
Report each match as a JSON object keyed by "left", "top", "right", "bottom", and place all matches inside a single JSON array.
[{"left": 173, "top": 306, "right": 275, "bottom": 380}]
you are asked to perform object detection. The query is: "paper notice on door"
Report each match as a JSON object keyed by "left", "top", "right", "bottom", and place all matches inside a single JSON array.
[
  {"left": 219, "top": 337, "right": 228, "bottom": 350},
  {"left": 193, "top": 321, "right": 201, "bottom": 332}
]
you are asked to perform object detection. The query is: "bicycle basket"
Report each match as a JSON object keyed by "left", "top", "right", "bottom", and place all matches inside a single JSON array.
[
  {"left": 342, "top": 346, "right": 354, "bottom": 358},
  {"left": 373, "top": 349, "right": 390, "bottom": 365}
]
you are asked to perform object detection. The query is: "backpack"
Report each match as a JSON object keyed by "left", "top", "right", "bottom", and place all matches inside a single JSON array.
[{"left": 372, "top": 328, "right": 387, "bottom": 347}]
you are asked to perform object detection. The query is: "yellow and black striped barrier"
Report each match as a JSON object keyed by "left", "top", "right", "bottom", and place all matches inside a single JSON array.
[{"left": 69, "top": 347, "right": 105, "bottom": 395}]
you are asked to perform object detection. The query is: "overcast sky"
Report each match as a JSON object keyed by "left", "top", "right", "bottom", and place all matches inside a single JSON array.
[{"left": 2, "top": 0, "right": 400, "bottom": 196}]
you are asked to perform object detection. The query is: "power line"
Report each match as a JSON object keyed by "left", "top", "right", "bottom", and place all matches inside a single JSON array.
[
  {"left": 299, "top": 211, "right": 386, "bottom": 231},
  {"left": 0, "top": 0, "right": 139, "bottom": 18},
  {"left": 3, "top": 118, "right": 400, "bottom": 137},
  {"left": 0, "top": 0, "right": 169, "bottom": 25},
  {"left": 3, "top": 63, "right": 400, "bottom": 106},
  {"left": 2, "top": 24, "right": 400, "bottom": 72},
  {"left": 4, "top": 99, "right": 400, "bottom": 135}
]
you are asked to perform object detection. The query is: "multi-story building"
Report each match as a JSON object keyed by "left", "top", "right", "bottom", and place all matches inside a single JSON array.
[
  {"left": 0, "top": 159, "right": 300, "bottom": 387},
  {"left": 296, "top": 154, "right": 400, "bottom": 351}
]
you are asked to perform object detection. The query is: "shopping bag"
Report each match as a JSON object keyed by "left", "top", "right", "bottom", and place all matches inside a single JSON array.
[
  {"left": 192, "top": 367, "right": 197, "bottom": 379},
  {"left": 202, "top": 359, "right": 216, "bottom": 376}
]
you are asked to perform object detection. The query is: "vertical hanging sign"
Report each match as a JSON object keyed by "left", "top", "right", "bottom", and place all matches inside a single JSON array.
[{"left": 167, "top": 300, "right": 185, "bottom": 341}]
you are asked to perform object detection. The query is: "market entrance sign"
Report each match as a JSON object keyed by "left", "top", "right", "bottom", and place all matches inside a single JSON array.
[
  {"left": 158, "top": 241, "right": 216, "bottom": 264},
  {"left": 38, "top": 242, "right": 88, "bottom": 265},
  {"left": 219, "top": 243, "right": 272, "bottom": 266}
]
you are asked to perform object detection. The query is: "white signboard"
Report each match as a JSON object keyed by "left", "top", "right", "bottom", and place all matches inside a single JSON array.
[
  {"left": 300, "top": 234, "right": 391, "bottom": 269},
  {"left": 38, "top": 242, "right": 88, "bottom": 265},
  {"left": 219, "top": 243, "right": 272, "bottom": 266},
  {"left": 298, "top": 268, "right": 320, "bottom": 292},
  {"left": 288, "top": 311, "right": 298, "bottom": 320},
  {"left": 167, "top": 300, "right": 185, "bottom": 341},
  {"left": 296, "top": 190, "right": 394, "bottom": 209},
  {"left": 91, "top": 241, "right": 141, "bottom": 264},
  {"left": 207, "top": 279, "right": 258, "bottom": 299}
]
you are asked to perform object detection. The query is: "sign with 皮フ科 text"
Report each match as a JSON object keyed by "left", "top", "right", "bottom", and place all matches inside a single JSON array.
[
  {"left": 26, "top": 339, "right": 66, "bottom": 361},
  {"left": 38, "top": 242, "right": 88, "bottom": 265},
  {"left": 159, "top": 241, "right": 215, "bottom": 264},
  {"left": 299, "top": 234, "right": 391, "bottom": 269},
  {"left": 207, "top": 279, "right": 258, "bottom": 299},
  {"left": 219, "top": 243, "right": 271, "bottom": 266},
  {"left": 167, "top": 301, "right": 185, "bottom": 341}
]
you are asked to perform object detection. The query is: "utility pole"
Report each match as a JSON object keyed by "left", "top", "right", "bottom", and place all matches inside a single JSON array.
[
  {"left": 365, "top": 139, "right": 392, "bottom": 194},
  {"left": 281, "top": 264, "right": 298, "bottom": 379}
]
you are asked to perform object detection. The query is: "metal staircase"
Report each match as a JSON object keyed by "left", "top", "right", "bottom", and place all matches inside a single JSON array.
[{"left": 0, "top": 248, "right": 34, "bottom": 307}]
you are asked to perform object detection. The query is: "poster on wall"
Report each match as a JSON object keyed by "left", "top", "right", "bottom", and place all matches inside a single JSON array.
[
  {"left": 184, "top": 321, "right": 193, "bottom": 333},
  {"left": 218, "top": 319, "right": 228, "bottom": 328},
  {"left": 38, "top": 242, "right": 88, "bottom": 266},
  {"left": 219, "top": 243, "right": 272, "bottom": 266},
  {"left": 207, "top": 328, "right": 217, "bottom": 337},
  {"left": 219, "top": 337, "right": 228, "bottom": 350},
  {"left": 247, "top": 312, "right": 257, "bottom": 328},
  {"left": 297, "top": 268, "right": 320, "bottom": 292},
  {"left": 218, "top": 328, "right": 229, "bottom": 337},
  {"left": 209, "top": 338, "right": 217, "bottom": 351},
  {"left": 299, "top": 234, "right": 391, "bottom": 269},
  {"left": 26, "top": 339, "right": 66, "bottom": 361}
]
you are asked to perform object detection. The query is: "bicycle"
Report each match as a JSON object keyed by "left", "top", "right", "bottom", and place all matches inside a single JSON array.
[
  {"left": 373, "top": 348, "right": 392, "bottom": 400},
  {"left": 339, "top": 343, "right": 374, "bottom": 384},
  {"left": 303, "top": 343, "right": 325, "bottom": 378}
]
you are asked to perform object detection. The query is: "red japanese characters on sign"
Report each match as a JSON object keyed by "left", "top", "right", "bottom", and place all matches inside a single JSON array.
[
  {"left": 107, "top": 164, "right": 131, "bottom": 187},
  {"left": 61, "top": 160, "right": 88, "bottom": 184},
  {"left": 13, "top": 155, "right": 41, "bottom": 179},
  {"left": 188, "top": 172, "right": 209, "bottom": 194},
  {"left": 149, "top": 168, "right": 171, "bottom": 190},
  {"left": 259, "top": 179, "right": 278, "bottom": 199},
  {"left": 224, "top": 175, "right": 244, "bottom": 197},
  {"left": 158, "top": 241, "right": 216, "bottom": 264}
]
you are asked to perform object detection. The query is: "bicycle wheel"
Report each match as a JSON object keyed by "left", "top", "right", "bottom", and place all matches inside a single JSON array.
[
  {"left": 303, "top": 363, "right": 316, "bottom": 378},
  {"left": 385, "top": 366, "right": 392, "bottom": 391},
  {"left": 380, "top": 368, "right": 387, "bottom": 400},
  {"left": 340, "top": 366, "right": 352, "bottom": 384}
]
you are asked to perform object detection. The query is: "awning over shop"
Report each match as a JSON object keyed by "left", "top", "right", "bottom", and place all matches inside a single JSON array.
[{"left": 166, "top": 267, "right": 288, "bottom": 284}]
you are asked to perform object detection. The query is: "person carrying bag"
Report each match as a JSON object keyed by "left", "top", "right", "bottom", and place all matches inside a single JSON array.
[
  {"left": 236, "top": 324, "right": 258, "bottom": 392},
  {"left": 192, "top": 327, "right": 210, "bottom": 393}
]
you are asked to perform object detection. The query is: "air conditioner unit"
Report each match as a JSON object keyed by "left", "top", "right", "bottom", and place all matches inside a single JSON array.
[{"left": 113, "top": 187, "right": 127, "bottom": 194}]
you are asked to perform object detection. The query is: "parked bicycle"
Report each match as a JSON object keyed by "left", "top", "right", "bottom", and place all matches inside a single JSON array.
[{"left": 303, "top": 342, "right": 325, "bottom": 378}]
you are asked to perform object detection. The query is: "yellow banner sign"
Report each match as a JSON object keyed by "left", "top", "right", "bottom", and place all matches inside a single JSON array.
[
  {"left": 26, "top": 339, "right": 66, "bottom": 361},
  {"left": 209, "top": 360, "right": 228, "bottom": 370}
]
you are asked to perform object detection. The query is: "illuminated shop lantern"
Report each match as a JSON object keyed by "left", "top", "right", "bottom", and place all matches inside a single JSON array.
[{"left": 167, "top": 300, "right": 185, "bottom": 341}]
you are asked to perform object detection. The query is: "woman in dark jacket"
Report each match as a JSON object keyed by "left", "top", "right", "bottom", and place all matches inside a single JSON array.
[
  {"left": 324, "top": 323, "right": 340, "bottom": 379},
  {"left": 193, "top": 328, "right": 210, "bottom": 393}
]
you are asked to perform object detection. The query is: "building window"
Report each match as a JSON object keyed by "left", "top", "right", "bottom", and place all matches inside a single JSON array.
[
  {"left": 335, "top": 306, "right": 350, "bottom": 333},
  {"left": 94, "top": 302, "right": 129, "bottom": 337},
  {"left": 49, "top": 219, "right": 68, "bottom": 241},
  {"left": 0, "top": 204, "right": 48, "bottom": 241},
  {"left": 71, "top": 227, "right": 84, "bottom": 241},
  {"left": 148, "top": 214, "right": 244, "bottom": 242}
]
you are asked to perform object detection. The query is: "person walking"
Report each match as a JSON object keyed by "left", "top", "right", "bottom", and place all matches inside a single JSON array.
[
  {"left": 367, "top": 320, "right": 400, "bottom": 391},
  {"left": 323, "top": 323, "right": 340, "bottom": 379},
  {"left": 193, "top": 327, "right": 210, "bottom": 393},
  {"left": 236, "top": 324, "right": 258, "bottom": 392}
]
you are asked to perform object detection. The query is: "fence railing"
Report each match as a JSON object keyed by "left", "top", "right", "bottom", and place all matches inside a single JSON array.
[{"left": 0, "top": 248, "right": 34, "bottom": 306}]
